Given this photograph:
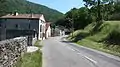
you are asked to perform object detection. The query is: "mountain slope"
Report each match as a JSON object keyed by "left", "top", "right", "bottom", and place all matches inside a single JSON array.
[{"left": 0, "top": 0, "right": 64, "bottom": 22}]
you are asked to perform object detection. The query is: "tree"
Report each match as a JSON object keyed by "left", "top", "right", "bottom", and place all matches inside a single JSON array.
[
  {"left": 109, "top": 1, "right": 120, "bottom": 20},
  {"left": 114, "top": 1, "right": 120, "bottom": 13},
  {"left": 0, "top": 0, "right": 7, "bottom": 16},
  {"left": 55, "top": 17, "right": 72, "bottom": 30},
  {"left": 83, "top": 0, "right": 114, "bottom": 23},
  {"left": 64, "top": 7, "right": 92, "bottom": 30},
  {"left": 65, "top": 8, "right": 79, "bottom": 30}
]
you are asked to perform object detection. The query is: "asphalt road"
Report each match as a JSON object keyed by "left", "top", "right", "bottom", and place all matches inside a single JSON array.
[{"left": 42, "top": 36, "right": 120, "bottom": 67}]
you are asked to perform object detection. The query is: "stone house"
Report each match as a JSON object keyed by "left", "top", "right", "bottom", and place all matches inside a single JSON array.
[{"left": 0, "top": 12, "right": 46, "bottom": 41}]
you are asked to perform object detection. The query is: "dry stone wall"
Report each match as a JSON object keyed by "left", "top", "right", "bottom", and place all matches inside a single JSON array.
[{"left": 0, "top": 37, "right": 27, "bottom": 67}]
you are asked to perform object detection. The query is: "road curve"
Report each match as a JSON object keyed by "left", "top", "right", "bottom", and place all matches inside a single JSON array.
[{"left": 42, "top": 36, "right": 120, "bottom": 67}]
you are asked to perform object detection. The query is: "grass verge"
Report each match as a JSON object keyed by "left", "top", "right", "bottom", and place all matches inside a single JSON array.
[
  {"left": 34, "top": 40, "right": 42, "bottom": 48},
  {"left": 77, "top": 39, "right": 120, "bottom": 57},
  {"left": 15, "top": 50, "right": 42, "bottom": 67},
  {"left": 68, "top": 21, "right": 120, "bottom": 57},
  {"left": 14, "top": 40, "right": 42, "bottom": 67}
]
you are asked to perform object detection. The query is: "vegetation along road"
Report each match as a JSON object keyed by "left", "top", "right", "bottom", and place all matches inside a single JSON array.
[{"left": 42, "top": 36, "right": 120, "bottom": 67}]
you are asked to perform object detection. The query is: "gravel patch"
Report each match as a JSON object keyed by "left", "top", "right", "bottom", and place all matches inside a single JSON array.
[{"left": 27, "top": 46, "right": 39, "bottom": 53}]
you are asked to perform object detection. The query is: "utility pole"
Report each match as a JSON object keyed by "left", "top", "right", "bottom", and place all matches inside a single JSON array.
[
  {"left": 67, "top": 18, "right": 74, "bottom": 37},
  {"left": 27, "top": 2, "right": 33, "bottom": 46},
  {"left": 71, "top": 18, "right": 74, "bottom": 37},
  {"left": 97, "top": 0, "right": 101, "bottom": 23}
]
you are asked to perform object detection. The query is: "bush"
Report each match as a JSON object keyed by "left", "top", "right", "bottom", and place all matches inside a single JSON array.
[{"left": 68, "top": 30, "right": 89, "bottom": 42}]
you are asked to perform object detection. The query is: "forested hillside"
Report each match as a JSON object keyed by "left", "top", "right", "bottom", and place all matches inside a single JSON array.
[{"left": 0, "top": 0, "right": 64, "bottom": 22}]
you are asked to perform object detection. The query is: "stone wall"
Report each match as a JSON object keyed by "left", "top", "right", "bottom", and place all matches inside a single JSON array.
[{"left": 0, "top": 37, "right": 27, "bottom": 67}]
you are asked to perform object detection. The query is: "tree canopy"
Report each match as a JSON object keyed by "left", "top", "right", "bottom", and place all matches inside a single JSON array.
[
  {"left": 55, "top": 7, "right": 92, "bottom": 30},
  {"left": 55, "top": 0, "right": 120, "bottom": 31}
]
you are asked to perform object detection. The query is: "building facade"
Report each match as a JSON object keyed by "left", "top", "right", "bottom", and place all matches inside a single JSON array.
[
  {"left": 45, "top": 23, "right": 51, "bottom": 39},
  {"left": 0, "top": 13, "right": 46, "bottom": 41}
]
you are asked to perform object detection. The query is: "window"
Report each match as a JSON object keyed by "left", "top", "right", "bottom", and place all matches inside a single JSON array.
[
  {"left": 15, "top": 24, "right": 18, "bottom": 29},
  {"left": 29, "top": 24, "right": 31, "bottom": 29},
  {"left": 0, "top": 23, "right": 1, "bottom": 28},
  {"left": 40, "top": 25, "right": 42, "bottom": 32}
]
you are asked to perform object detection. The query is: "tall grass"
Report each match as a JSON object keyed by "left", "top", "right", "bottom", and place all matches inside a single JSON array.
[{"left": 86, "top": 21, "right": 120, "bottom": 43}]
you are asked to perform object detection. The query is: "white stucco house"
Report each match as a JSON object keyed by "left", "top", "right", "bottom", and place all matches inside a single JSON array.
[
  {"left": 0, "top": 12, "right": 47, "bottom": 41},
  {"left": 45, "top": 22, "right": 51, "bottom": 39}
]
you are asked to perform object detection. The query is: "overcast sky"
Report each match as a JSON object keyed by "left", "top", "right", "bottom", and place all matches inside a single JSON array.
[{"left": 28, "top": 0, "right": 84, "bottom": 13}]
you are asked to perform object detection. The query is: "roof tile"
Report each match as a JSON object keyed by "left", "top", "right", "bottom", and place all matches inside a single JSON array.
[{"left": 0, "top": 14, "right": 42, "bottom": 19}]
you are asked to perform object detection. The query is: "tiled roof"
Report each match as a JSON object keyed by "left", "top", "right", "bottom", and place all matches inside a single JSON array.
[{"left": 0, "top": 14, "right": 42, "bottom": 19}]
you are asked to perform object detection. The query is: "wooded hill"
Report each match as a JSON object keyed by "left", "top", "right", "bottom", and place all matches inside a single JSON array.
[{"left": 0, "top": 0, "right": 64, "bottom": 22}]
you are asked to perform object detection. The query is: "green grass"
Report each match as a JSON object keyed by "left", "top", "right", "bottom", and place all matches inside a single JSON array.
[
  {"left": 15, "top": 50, "right": 42, "bottom": 67},
  {"left": 68, "top": 21, "right": 120, "bottom": 57},
  {"left": 86, "top": 21, "right": 120, "bottom": 42},
  {"left": 14, "top": 40, "right": 42, "bottom": 67},
  {"left": 34, "top": 40, "right": 42, "bottom": 48},
  {"left": 77, "top": 39, "right": 120, "bottom": 57}
]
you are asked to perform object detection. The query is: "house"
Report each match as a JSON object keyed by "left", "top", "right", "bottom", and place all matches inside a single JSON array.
[
  {"left": 45, "top": 22, "right": 51, "bottom": 39},
  {"left": 0, "top": 12, "right": 46, "bottom": 42},
  {"left": 53, "top": 26, "right": 67, "bottom": 36}
]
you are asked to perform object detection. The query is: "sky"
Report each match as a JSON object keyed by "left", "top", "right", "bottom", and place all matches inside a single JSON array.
[{"left": 28, "top": 0, "right": 84, "bottom": 13}]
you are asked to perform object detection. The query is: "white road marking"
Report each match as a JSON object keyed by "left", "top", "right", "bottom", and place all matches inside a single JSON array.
[
  {"left": 71, "top": 48, "right": 75, "bottom": 51},
  {"left": 84, "top": 56, "right": 97, "bottom": 64},
  {"left": 76, "top": 51, "right": 97, "bottom": 64},
  {"left": 67, "top": 46, "right": 98, "bottom": 65},
  {"left": 61, "top": 42, "right": 98, "bottom": 65},
  {"left": 66, "top": 46, "right": 75, "bottom": 51},
  {"left": 77, "top": 53, "right": 82, "bottom": 55}
]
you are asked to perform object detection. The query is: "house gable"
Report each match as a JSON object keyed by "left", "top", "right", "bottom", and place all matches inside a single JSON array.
[{"left": 40, "top": 15, "right": 46, "bottom": 22}]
